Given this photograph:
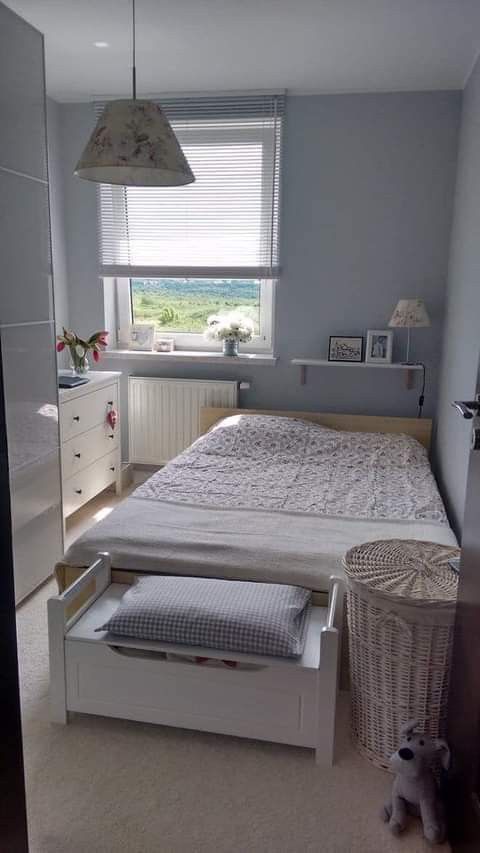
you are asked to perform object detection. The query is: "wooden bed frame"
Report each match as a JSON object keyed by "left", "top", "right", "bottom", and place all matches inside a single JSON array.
[
  {"left": 50, "top": 408, "right": 436, "bottom": 752},
  {"left": 200, "top": 407, "right": 432, "bottom": 449}
]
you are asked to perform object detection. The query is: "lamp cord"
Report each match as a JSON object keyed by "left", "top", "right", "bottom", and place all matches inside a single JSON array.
[
  {"left": 417, "top": 362, "right": 426, "bottom": 419},
  {"left": 132, "top": 0, "right": 137, "bottom": 99}
]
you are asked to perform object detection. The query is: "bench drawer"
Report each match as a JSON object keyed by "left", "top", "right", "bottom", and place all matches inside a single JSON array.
[{"left": 65, "top": 641, "right": 318, "bottom": 748}]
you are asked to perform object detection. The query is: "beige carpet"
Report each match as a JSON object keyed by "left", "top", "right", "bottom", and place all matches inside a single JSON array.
[{"left": 17, "top": 579, "right": 451, "bottom": 853}]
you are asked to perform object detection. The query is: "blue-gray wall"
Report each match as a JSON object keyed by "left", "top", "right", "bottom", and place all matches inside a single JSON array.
[
  {"left": 58, "top": 92, "right": 460, "bottom": 460},
  {"left": 435, "top": 56, "right": 480, "bottom": 537}
]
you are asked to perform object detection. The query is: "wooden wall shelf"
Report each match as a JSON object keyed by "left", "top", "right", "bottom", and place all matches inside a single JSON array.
[{"left": 291, "top": 359, "right": 423, "bottom": 387}]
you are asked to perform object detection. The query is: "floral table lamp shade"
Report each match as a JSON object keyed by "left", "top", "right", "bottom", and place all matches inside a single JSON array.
[
  {"left": 388, "top": 299, "right": 430, "bottom": 363},
  {"left": 388, "top": 299, "right": 431, "bottom": 329}
]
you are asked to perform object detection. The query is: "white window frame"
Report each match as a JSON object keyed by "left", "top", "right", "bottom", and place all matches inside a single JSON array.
[{"left": 113, "top": 277, "right": 275, "bottom": 353}]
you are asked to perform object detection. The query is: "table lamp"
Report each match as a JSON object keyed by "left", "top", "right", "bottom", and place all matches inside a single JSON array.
[{"left": 388, "top": 299, "right": 430, "bottom": 364}]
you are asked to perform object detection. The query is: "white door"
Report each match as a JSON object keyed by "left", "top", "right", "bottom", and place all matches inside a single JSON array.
[{"left": 447, "top": 367, "right": 480, "bottom": 850}]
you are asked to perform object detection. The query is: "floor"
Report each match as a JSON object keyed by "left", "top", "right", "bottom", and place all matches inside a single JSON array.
[{"left": 17, "top": 484, "right": 451, "bottom": 853}]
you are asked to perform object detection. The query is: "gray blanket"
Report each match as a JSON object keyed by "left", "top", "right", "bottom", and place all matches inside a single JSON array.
[{"left": 64, "top": 497, "right": 457, "bottom": 591}]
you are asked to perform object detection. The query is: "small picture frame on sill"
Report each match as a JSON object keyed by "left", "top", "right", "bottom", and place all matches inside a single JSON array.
[
  {"left": 328, "top": 336, "right": 363, "bottom": 363},
  {"left": 155, "top": 337, "right": 175, "bottom": 353},
  {"left": 365, "top": 330, "right": 393, "bottom": 364},
  {"left": 128, "top": 324, "right": 155, "bottom": 351}
]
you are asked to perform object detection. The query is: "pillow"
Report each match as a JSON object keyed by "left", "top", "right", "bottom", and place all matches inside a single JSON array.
[
  {"left": 199, "top": 414, "right": 339, "bottom": 461},
  {"left": 96, "top": 575, "right": 311, "bottom": 658}
]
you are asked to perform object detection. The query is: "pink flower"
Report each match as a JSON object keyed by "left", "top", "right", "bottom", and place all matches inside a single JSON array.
[{"left": 56, "top": 341, "right": 65, "bottom": 352}]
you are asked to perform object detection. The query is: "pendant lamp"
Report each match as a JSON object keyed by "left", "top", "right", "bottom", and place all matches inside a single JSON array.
[{"left": 74, "top": 0, "right": 195, "bottom": 187}]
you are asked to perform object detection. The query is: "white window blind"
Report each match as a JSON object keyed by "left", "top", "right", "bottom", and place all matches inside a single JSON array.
[{"left": 96, "top": 93, "right": 284, "bottom": 279}]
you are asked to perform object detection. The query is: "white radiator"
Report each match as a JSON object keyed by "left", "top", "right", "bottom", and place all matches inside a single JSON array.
[{"left": 128, "top": 377, "right": 238, "bottom": 464}]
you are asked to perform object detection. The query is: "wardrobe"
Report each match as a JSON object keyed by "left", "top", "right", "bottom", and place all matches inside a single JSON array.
[{"left": 0, "top": 2, "right": 63, "bottom": 604}]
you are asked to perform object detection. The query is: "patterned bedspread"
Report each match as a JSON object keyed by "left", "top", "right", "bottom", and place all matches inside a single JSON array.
[{"left": 134, "top": 415, "right": 447, "bottom": 524}]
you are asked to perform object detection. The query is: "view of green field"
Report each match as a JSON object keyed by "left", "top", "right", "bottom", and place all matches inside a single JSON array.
[{"left": 131, "top": 278, "right": 260, "bottom": 334}]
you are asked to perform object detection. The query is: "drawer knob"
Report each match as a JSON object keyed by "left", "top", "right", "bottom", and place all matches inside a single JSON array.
[
  {"left": 73, "top": 415, "right": 80, "bottom": 422},
  {"left": 107, "top": 400, "right": 113, "bottom": 405},
  {"left": 108, "top": 434, "right": 115, "bottom": 439},
  {"left": 75, "top": 488, "right": 82, "bottom": 494},
  {"left": 110, "top": 466, "right": 115, "bottom": 472},
  {"left": 74, "top": 452, "right": 81, "bottom": 459}
]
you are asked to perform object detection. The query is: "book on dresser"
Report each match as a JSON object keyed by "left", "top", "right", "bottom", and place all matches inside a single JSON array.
[{"left": 58, "top": 371, "right": 122, "bottom": 519}]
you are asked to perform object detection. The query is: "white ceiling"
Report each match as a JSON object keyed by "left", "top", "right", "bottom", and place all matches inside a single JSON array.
[{"left": 5, "top": 0, "right": 480, "bottom": 102}]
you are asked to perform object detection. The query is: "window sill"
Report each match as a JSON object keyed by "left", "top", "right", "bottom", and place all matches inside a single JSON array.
[{"left": 102, "top": 349, "right": 278, "bottom": 366}]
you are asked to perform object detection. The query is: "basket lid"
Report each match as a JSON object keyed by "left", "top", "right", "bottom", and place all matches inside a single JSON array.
[{"left": 343, "top": 539, "right": 459, "bottom": 603}]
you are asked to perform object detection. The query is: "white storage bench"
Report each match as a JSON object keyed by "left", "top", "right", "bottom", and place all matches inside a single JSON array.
[{"left": 48, "top": 554, "right": 344, "bottom": 765}]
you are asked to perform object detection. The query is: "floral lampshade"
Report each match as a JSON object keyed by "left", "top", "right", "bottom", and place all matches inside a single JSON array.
[
  {"left": 74, "top": 99, "right": 195, "bottom": 187},
  {"left": 388, "top": 299, "right": 431, "bottom": 328}
]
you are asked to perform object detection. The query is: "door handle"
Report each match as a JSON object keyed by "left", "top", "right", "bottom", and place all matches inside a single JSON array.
[{"left": 451, "top": 401, "right": 480, "bottom": 420}]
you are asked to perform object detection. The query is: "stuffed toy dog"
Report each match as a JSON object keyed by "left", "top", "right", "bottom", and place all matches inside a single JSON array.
[{"left": 382, "top": 720, "right": 450, "bottom": 844}]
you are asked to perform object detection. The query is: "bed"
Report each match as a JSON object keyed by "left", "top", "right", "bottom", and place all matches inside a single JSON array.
[{"left": 57, "top": 408, "right": 457, "bottom": 603}]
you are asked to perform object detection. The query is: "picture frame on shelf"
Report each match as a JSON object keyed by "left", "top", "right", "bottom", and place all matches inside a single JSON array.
[
  {"left": 365, "top": 329, "right": 393, "bottom": 364},
  {"left": 128, "top": 324, "right": 155, "bottom": 351},
  {"left": 328, "top": 336, "right": 363, "bottom": 363}
]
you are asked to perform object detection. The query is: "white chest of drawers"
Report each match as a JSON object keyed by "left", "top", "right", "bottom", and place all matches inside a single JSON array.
[{"left": 59, "top": 371, "right": 122, "bottom": 518}]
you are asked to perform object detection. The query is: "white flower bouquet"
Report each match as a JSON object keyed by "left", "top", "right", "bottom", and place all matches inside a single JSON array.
[
  {"left": 204, "top": 312, "right": 255, "bottom": 356},
  {"left": 204, "top": 313, "right": 255, "bottom": 343}
]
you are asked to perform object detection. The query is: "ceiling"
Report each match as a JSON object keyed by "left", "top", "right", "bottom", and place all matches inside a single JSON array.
[{"left": 5, "top": 0, "right": 480, "bottom": 102}]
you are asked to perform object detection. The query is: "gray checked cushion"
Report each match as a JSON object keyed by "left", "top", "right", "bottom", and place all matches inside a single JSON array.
[{"left": 96, "top": 576, "right": 311, "bottom": 658}]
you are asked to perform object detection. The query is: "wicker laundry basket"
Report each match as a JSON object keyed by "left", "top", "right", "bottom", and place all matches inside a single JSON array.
[{"left": 343, "top": 539, "right": 459, "bottom": 771}]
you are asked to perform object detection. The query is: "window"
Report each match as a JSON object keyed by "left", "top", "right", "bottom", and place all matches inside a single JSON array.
[
  {"left": 98, "top": 93, "right": 283, "bottom": 351},
  {"left": 116, "top": 276, "right": 273, "bottom": 350},
  {"left": 131, "top": 278, "right": 260, "bottom": 334}
]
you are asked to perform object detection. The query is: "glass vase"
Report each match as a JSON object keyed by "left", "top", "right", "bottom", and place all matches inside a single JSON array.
[
  {"left": 222, "top": 339, "right": 239, "bottom": 357},
  {"left": 69, "top": 347, "right": 89, "bottom": 375}
]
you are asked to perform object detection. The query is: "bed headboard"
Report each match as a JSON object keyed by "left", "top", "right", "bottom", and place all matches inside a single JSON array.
[{"left": 199, "top": 407, "right": 432, "bottom": 450}]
